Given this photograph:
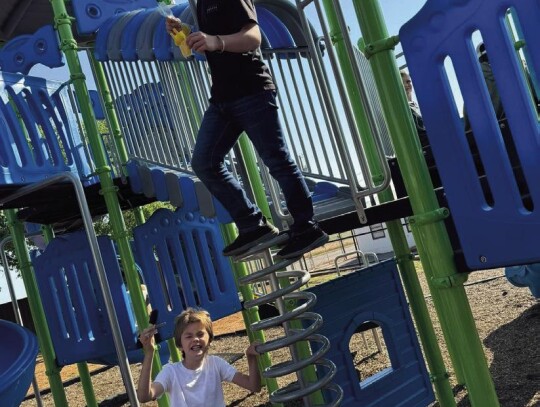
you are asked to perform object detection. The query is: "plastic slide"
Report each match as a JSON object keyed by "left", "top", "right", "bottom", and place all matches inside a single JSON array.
[{"left": 0, "top": 320, "right": 39, "bottom": 407}]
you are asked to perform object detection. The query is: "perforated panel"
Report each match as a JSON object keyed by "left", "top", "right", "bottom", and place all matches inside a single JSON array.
[
  {"left": 401, "top": 0, "right": 540, "bottom": 269},
  {"left": 33, "top": 232, "right": 138, "bottom": 366},
  {"left": 133, "top": 207, "right": 241, "bottom": 341}
]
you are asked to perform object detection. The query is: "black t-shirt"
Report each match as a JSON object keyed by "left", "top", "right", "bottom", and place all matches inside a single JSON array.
[{"left": 197, "top": 0, "right": 276, "bottom": 102}]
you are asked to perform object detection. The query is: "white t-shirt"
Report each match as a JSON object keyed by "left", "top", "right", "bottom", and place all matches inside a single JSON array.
[{"left": 155, "top": 355, "right": 237, "bottom": 407}]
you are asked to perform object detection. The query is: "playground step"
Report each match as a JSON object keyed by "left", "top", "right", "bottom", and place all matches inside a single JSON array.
[{"left": 126, "top": 160, "right": 232, "bottom": 223}]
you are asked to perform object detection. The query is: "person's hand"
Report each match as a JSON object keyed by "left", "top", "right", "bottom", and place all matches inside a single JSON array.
[
  {"left": 186, "top": 31, "right": 221, "bottom": 53},
  {"left": 165, "top": 16, "right": 182, "bottom": 36},
  {"left": 246, "top": 341, "right": 261, "bottom": 358},
  {"left": 139, "top": 325, "right": 158, "bottom": 351}
]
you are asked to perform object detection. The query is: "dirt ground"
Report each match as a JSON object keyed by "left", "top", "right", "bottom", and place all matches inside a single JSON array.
[{"left": 21, "top": 265, "right": 539, "bottom": 407}]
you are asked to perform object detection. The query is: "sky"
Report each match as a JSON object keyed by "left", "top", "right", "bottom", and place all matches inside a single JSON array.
[{"left": 2, "top": 1, "right": 428, "bottom": 304}]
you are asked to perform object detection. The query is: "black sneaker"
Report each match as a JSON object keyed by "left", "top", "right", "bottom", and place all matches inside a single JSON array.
[
  {"left": 276, "top": 223, "right": 329, "bottom": 259},
  {"left": 223, "top": 220, "right": 279, "bottom": 257}
]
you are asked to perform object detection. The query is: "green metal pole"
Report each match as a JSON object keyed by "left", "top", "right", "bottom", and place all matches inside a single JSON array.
[
  {"left": 353, "top": 1, "right": 468, "bottom": 387},
  {"left": 42, "top": 224, "right": 99, "bottom": 407},
  {"left": 89, "top": 53, "right": 180, "bottom": 364},
  {"left": 237, "top": 135, "right": 273, "bottom": 220},
  {"left": 354, "top": 1, "right": 499, "bottom": 405},
  {"left": 172, "top": 60, "right": 204, "bottom": 130},
  {"left": 5, "top": 210, "right": 68, "bottom": 407},
  {"left": 319, "top": 1, "right": 455, "bottom": 405},
  {"left": 49, "top": 2, "right": 166, "bottom": 405},
  {"left": 87, "top": 52, "right": 130, "bottom": 177}
]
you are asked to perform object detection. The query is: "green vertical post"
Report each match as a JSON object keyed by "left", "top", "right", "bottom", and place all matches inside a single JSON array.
[
  {"left": 89, "top": 53, "right": 179, "bottom": 363},
  {"left": 354, "top": 1, "right": 499, "bottom": 405},
  {"left": 42, "top": 224, "right": 99, "bottom": 407},
  {"left": 237, "top": 135, "right": 273, "bottom": 220},
  {"left": 5, "top": 210, "right": 68, "bottom": 407},
  {"left": 49, "top": 1, "right": 166, "bottom": 405},
  {"left": 352, "top": 0, "right": 466, "bottom": 386},
  {"left": 172, "top": 60, "right": 204, "bottom": 128},
  {"left": 87, "top": 52, "right": 130, "bottom": 176},
  {"left": 319, "top": 1, "right": 455, "bottom": 405}
]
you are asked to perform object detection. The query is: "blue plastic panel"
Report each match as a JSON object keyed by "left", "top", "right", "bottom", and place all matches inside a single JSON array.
[
  {"left": 91, "top": 1, "right": 303, "bottom": 62},
  {"left": 400, "top": 0, "right": 540, "bottom": 269},
  {"left": 0, "top": 320, "right": 38, "bottom": 407},
  {"left": 133, "top": 208, "right": 241, "bottom": 341},
  {"left": 121, "top": 8, "right": 155, "bottom": 61},
  {"left": 308, "top": 260, "right": 434, "bottom": 406},
  {"left": 72, "top": 0, "right": 158, "bottom": 35},
  {"left": 127, "top": 160, "right": 144, "bottom": 193},
  {"left": 0, "top": 73, "right": 95, "bottom": 185},
  {"left": 0, "top": 25, "right": 64, "bottom": 74},
  {"left": 256, "top": 0, "right": 317, "bottom": 49},
  {"left": 107, "top": 11, "right": 141, "bottom": 61},
  {"left": 95, "top": 13, "right": 125, "bottom": 61},
  {"left": 136, "top": 10, "right": 164, "bottom": 61},
  {"left": 32, "top": 231, "right": 139, "bottom": 366},
  {"left": 126, "top": 159, "right": 233, "bottom": 223},
  {"left": 257, "top": 7, "right": 295, "bottom": 49}
]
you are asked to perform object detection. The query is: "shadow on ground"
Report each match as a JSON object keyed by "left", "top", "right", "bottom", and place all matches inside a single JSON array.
[{"left": 479, "top": 302, "right": 540, "bottom": 407}]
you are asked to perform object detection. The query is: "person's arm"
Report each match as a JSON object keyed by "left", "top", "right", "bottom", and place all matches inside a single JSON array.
[
  {"left": 136, "top": 326, "right": 165, "bottom": 402},
  {"left": 231, "top": 342, "right": 262, "bottom": 393},
  {"left": 165, "top": 15, "right": 260, "bottom": 54},
  {"left": 186, "top": 22, "right": 261, "bottom": 54}
]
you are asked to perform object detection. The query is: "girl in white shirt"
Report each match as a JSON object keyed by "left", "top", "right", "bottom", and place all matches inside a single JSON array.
[{"left": 137, "top": 308, "right": 261, "bottom": 406}]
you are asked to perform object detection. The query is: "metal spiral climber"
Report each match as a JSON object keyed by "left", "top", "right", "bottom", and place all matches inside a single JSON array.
[{"left": 236, "top": 239, "right": 343, "bottom": 406}]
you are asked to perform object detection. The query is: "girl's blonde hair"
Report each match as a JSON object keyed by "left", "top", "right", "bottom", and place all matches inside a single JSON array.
[{"left": 173, "top": 308, "right": 214, "bottom": 349}]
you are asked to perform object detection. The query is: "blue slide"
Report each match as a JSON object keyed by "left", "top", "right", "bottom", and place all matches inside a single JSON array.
[{"left": 0, "top": 320, "right": 39, "bottom": 407}]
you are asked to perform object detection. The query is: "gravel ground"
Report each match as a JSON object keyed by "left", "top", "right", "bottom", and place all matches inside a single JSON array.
[{"left": 21, "top": 266, "right": 539, "bottom": 407}]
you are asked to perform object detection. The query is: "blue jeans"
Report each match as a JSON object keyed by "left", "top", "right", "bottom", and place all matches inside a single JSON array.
[{"left": 191, "top": 91, "right": 313, "bottom": 232}]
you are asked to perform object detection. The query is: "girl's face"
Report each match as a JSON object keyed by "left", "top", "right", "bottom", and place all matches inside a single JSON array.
[{"left": 180, "top": 321, "right": 210, "bottom": 361}]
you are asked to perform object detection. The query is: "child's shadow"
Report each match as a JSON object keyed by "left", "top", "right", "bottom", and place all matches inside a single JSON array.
[{"left": 476, "top": 302, "right": 540, "bottom": 407}]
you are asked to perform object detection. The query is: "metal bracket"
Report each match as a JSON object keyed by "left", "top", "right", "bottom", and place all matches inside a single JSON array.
[
  {"left": 409, "top": 207, "right": 449, "bottom": 227},
  {"left": 430, "top": 371, "right": 450, "bottom": 383},
  {"left": 363, "top": 35, "right": 400, "bottom": 59},
  {"left": 395, "top": 253, "right": 415, "bottom": 266},
  {"left": 431, "top": 273, "right": 468, "bottom": 289}
]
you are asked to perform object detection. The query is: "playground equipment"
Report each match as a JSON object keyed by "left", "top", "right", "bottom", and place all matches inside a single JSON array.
[
  {"left": 0, "top": 0, "right": 538, "bottom": 405},
  {"left": 308, "top": 260, "right": 434, "bottom": 407},
  {"left": 0, "top": 320, "right": 39, "bottom": 407},
  {"left": 236, "top": 240, "right": 343, "bottom": 405}
]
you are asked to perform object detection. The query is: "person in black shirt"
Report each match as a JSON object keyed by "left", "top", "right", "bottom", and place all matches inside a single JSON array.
[{"left": 165, "top": 0, "right": 328, "bottom": 259}]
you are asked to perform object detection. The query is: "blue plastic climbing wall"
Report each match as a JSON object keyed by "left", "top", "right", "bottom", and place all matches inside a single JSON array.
[
  {"left": 401, "top": 0, "right": 540, "bottom": 269},
  {"left": 307, "top": 260, "right": 434, "bottom": 406},
  {"left": 32, "top": 231, "right": 139, "bottom": 366},
  {"left": 132, "top": 207, "right": 241, "bottom": 341},
  {"left": 0, "top": 72, "right": 96, "bottom": 186}
]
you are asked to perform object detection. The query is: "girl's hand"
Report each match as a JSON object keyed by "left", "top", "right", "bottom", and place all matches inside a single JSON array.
[
  {"left": 139, "top": 326, "right": 158, "bottom": 351},
  {"left": 186, "top": 31, "right": 221, "bottom": 53},
  {"left": 246, "top": 341, "right": 261, "bottom": 357},
  {"left": 165, "top": 16, "right": 182, "bottom": 36}
]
